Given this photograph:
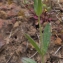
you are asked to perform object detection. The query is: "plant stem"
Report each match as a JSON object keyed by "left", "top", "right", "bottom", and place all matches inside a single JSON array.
[
  {"left": 38, "top": 16, "right": 43, "bottom": 49},
  {"left": 24, "top": 0, "right": 26, "bottom": 4},
  {"left": 41, "top": 55, "right": 44, "bottom": 63},
  {"left": 38, "top": 16, "right": 45, "bottom": 63}
]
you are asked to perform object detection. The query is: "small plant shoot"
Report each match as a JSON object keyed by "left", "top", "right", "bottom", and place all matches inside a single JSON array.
[
  {"left": 22, "top": 57, "right": 37, "bottom": 63},
  {"left": 22, "top": 0, "right": 51, "bottom": 63}
]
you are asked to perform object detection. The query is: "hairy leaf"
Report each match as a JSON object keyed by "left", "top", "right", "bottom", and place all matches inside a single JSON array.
[
  {"left": 34, "top": 0, "right": 38, "bottom": 13},
  {"left": 22, "top": 57, "right": 37, "bottom": 63},
  {"left": 42, "top": 23, "right": 51, "bottom": 54}
]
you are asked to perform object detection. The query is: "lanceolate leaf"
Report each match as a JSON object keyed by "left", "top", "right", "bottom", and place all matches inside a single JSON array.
[
  {"left": 34, "top": 0, "right": 42, "bottom": 16},
  {"left": 22, "top": 57, "right": 37, "bottom": 63},
  {"left": 37, "top": 0, "right": 42, "bottom": 16},
  {"left": 34, "top": 0, "right": 38, "bottom": 13},
  {"left": 42, "top": 23, "right": 51, "bottom": 54},
  {"left": 25, "top": 34, "right": 42, "bottom": 55}
]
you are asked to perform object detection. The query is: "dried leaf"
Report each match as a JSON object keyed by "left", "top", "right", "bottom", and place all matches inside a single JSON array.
[
  {"left": 8, "top": 0, "right": 13, "bottom": 5},
  {"left": 18, "top": 9, "right": 30, "bottom": 18},
  {"left": 0, "top": 34, "right": 6, "bottom": 52},
  {"left": 0, "top": 11, "right": 7, "bottom": 19},
  {"left": 0, "top": 19, "right": 4, "bottom": 29},
  {"left": 18, "top": 10, "right": 25, "bottom": 16},
  {"left": 7, "top": 10, "right": 18, "bottom": 17},
  {"left": 55, "top": 37, "right": 62, "bottom": 45},
  {"left": 60, "top": 33, "right": 63, "bottom": 41},
  {"left": 60, "top": 0, "right": 63, "bottom": 3},
  {"left": 13, "top": 21, "right": 21, "bottom": 28}
]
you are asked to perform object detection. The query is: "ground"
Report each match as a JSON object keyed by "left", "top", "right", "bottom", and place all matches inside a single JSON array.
[{"left": 0, "top": 0, "right": 63, "bottom": 63}]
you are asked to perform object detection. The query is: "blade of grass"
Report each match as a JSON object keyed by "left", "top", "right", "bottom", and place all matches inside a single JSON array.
[{"left": 25, "top": 33, "right": 42, "bottom": 55}]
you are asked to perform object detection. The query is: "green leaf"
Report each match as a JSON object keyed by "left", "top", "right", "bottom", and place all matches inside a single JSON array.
[
  {"left": 22, "top": 57, "right": 37, "bottom": 63},
  {"left": 42, "top": 4, "right": 51, "bottom": 11},
  {"left": 25, "top": 34, "right": 42, "bottom": 55},
  {"left": 37, "top": 0, "right": 42, "bottom": 16},
  {"left": 42, "top": 23, "right": 51, "bottom": 54},
  {"left": 43, "top": 4, "right": 46, "bottom": 7},
  {"left": 34, "top": 0, "right": 38, "bottom": 12},
  {"left": 34, "top": 0, "right": 43, "bottom": 16}
]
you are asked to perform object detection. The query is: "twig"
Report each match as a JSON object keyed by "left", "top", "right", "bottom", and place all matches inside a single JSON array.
[
  {"left": 54, "top": 46, "right": 61, "bottom": 55},
  {"left": 36, "top": 33, "right": 40, "bottom": 47},
  {"left": 6, "top": 53, "right": 14, "bottom": 63},
  {"left": 6, "top": 28, "right": 19, "bottom": 44},
  {"left": 29, "top": 51, "right": 38, "bottom": 58},
  {"left": 56, "top": 12, "right": 62, "bottom": 22},
  {"left": 6, "top": 31, "right": 12, "bottom": 44},
  {"left": 57, "top": 0, "right": 63, "bottom": 9}
]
